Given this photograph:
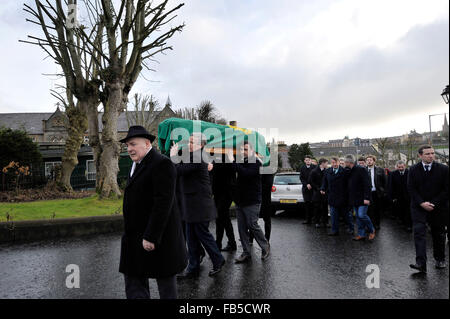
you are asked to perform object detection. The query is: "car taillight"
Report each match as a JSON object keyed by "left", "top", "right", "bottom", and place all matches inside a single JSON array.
[{"left": 271, "top": 186, "right": 276, "bottom": 192}]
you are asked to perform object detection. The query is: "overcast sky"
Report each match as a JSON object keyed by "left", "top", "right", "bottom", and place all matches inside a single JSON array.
[{"left": 0, "top": 0, "right": 448, "bottom": 144}]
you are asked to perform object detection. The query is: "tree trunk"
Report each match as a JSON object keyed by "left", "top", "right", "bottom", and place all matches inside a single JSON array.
[
  {"left": 85, "top": 97, "right": 102, "bottom": 192},
  {"left": 97, "top": 80, "right": 126, "bottom": 198},
  {"left": 57, "top": 101, "right": 88, "bottom": 192}
]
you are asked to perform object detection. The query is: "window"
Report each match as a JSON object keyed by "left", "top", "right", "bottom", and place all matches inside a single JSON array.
[
  {"left": 45, "top": 161, "right": 61, "bottom": 179},
  {"left": 86, "top": 160, "right": 96, "bottom": 181},
  {"left": 274, "top": 174, "right": 301, "bottom": 185}
]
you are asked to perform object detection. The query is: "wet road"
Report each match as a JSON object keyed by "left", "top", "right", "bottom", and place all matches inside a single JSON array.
[{"left": 0, "top": 212, "right": 448, "bottom": 299}]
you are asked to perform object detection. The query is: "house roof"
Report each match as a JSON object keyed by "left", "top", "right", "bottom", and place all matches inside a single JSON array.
[
  {"left": 310, "top": 146, "right": 377, "bottom": 158},
  {"left": 0, "top": 111, "right": 163, "bottom": 135},
  {"left": 0, "top": 113, "right": 50, "bottom": 134}
]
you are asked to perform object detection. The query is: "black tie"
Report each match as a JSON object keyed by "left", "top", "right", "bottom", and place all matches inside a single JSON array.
[{"left": 425, "top": 165, "right": 430, "bottom": 172}]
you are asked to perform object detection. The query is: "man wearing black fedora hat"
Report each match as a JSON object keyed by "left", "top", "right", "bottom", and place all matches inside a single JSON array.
[{"left": 118, "top": 125, "right": 187, "bottom": 299}]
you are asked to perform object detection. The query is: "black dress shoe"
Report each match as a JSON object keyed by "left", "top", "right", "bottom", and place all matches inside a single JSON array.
[
  {"left": 303, "top": 221, "right": 312, "bottom": 225},
  {"left": 435, "top": 260, "right": 447, "bottom": 269},
  {"left": 261, "top": 245, "right": 270, "bottom": 260},
  {"left": 209, "top": 260, "right": 225, "bottom": 276},
  {"left": 177, "top": 270, "right": 200, "bottom": 279},
  {"left": 409, "top": 263, "right": 427, "bottom": 273},
  {"left": 221, "top": 244, "right": 237, "bottom": 252},
  {"left": 235, "top": 254, "right": 251, "bottom": 264}
]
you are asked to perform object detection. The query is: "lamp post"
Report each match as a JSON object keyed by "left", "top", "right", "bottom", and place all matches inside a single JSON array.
[
  {"left": 441, "top": 85, "right": 449, "bottom": 104},
  {"left": 428, "top": 85, "right": 449, "bottom": 144}
]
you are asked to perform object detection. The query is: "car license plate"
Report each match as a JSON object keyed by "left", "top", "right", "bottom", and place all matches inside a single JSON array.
[{"left": 280, "top": 199, "right": 297, "bottom": 204}]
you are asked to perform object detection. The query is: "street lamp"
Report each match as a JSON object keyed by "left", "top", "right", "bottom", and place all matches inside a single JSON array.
[{"left": 441, "top": 85, "right": 449, "bottom": 104}]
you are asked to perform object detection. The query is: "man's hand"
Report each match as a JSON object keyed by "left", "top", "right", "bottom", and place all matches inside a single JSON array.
[
  {"left": 208, "top": 163, "right": 214, "bottom": 171},
  {"left": 420, "top": 202, "right": 435, "bottom": 212},
  {"left": 320, "top": 190, "right": 326, "bottom": 195},
  {"left": 170, "top": 143, "right": 179, "bottom": 157},
  {"left": 142, "top": 239, "right": 155, "bottom": 251},
  {"left": 307, "top": 184, "right": 312, "bottom": 190},
  {"left": 364, "top": 200, "right": 370, "bottom": 206}
]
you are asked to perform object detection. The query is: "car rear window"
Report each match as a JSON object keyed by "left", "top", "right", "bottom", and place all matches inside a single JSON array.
[{"left": 274, "top": 174, "right": 301, "bottom": 185}]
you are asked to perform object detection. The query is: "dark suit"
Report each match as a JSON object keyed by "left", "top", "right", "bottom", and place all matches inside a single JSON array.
[
  {"left": 321, "top": 166, "right": 353, "bottom": 233},
  {"left": 211, "top": 161, "right": 237, "bottom": 249},
  {"left": 308, "top": 166, "right": 328, "bottom": 225},
  {"left": 407, "top": 161, "right": 449, "bottom": 267},
  {"left": 300, "top": 164, "right": 316, "bottom": 223},
  {"left": 388, "top": 169, "right": 411, "bottom": 228},
  {"left": 367, "top": 166, "right": 387, "bottom": 228},
  {"left": 119, "top": 148, "right": 188, "bottom": 298},
  {"left": 175, "top": 151, "right": 224, "bottom": 273}
]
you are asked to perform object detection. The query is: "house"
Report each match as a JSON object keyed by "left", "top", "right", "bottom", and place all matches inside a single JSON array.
[{"left": 0, "top": 102, "right": 176, "bottom": 189}]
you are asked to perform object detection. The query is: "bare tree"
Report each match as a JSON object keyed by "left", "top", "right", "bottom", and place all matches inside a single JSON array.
[
  {"left": 23, "top": 0, "right": 185, "bottom": 198},
  {"left": 374, "top": 137, "right": 392, "bottom": 168},
  {"left": 125, "top": 93, "right": 160, "bottom": 131},
  {"left": 174, "top": 107, "right": 196, "bottom": 120},
  {"left": 196, "top": 100, "right": 217, "bottom": 123},
  {"left": 22, "top": 0, "right": 102, "bottom": 192},
  {"left": 51, "top": 88, "right": 88, "bottom": 192}
]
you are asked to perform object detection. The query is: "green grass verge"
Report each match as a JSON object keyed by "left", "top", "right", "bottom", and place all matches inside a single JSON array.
[{"left": 0, "top": 195, "right": 122, "bottom": 222}]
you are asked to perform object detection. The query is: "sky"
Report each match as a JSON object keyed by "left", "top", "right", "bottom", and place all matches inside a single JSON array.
[{"left": 0, "top": 0, "right": 448, "bottom": 145}]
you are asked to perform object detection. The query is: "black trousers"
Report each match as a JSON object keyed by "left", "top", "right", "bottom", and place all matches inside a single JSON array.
[
  {"left": 368, "top": 191, "right": 382, "bottom": 227},
  {"left": 182, "top": 220, "right": 206, "bottom": 257},
  {"left": 395, "top": 197, "right": 411, "bottom": 228},
  {"left": 215, "top": 196, "right": 236, "bottom": 249},
  {"left": 124, "top": 274, "right": 177, "bottom": 299},
  {"left": 313, "top": 200, "right": 328, "bottom": 225},
  {"left": 411, "top": 207, "right": 448, "bottom": 266},
  {"left": 303, "top": 189, "right": 314, "bottom": 222}
]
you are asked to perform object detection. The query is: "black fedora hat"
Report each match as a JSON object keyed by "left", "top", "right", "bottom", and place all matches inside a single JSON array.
[{"left": 120, "top": 125, "right": 156, "bottom": 143}]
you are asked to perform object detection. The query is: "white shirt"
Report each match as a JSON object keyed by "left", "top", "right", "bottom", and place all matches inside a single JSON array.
[
  {"left": 421, "top": 161, "right": 433, "bottom": 171},
  {"left": 368, "top": 166, "right": 376, "bottom": 191},
  {"left": 130, "top": 147, "right": 152, "bottom": 177}
]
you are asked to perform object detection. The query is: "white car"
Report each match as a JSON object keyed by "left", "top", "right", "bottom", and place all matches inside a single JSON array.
[{"left": 271, "top": 172, "right": 304, "bottom": 212}]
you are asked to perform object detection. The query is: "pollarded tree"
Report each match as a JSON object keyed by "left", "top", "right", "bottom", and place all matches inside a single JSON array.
[
  {"left": 23, "top": 0, "right": 103, "bottom": 192},
  {"left": 24, "top": 0, "right": 185, "bottom": 198}
]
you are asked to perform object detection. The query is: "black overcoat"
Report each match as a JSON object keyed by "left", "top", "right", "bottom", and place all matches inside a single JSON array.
[
  {"left": 388, "top": 169, "right": 409, "bottom": 202},
  {"left": 407, "top": 161, "right": 449, "bottom": 214},
  {"left": 321, "top": 166, "right": 348, "bottom": 208},
  {"left": 347, "top": 165, "right": 371, "bottom": 207},
  {"left": 308, "top": 166, "right": 327, "bottom": 203},
  {"left": 119, "top": 148, "right": 188, "bottom": 278},
  {"left": 299, "top": 164, "right": 316, "bottom": 202},
  {"left": 175, "top": 152, "right": 217, "bottom": 223}
]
